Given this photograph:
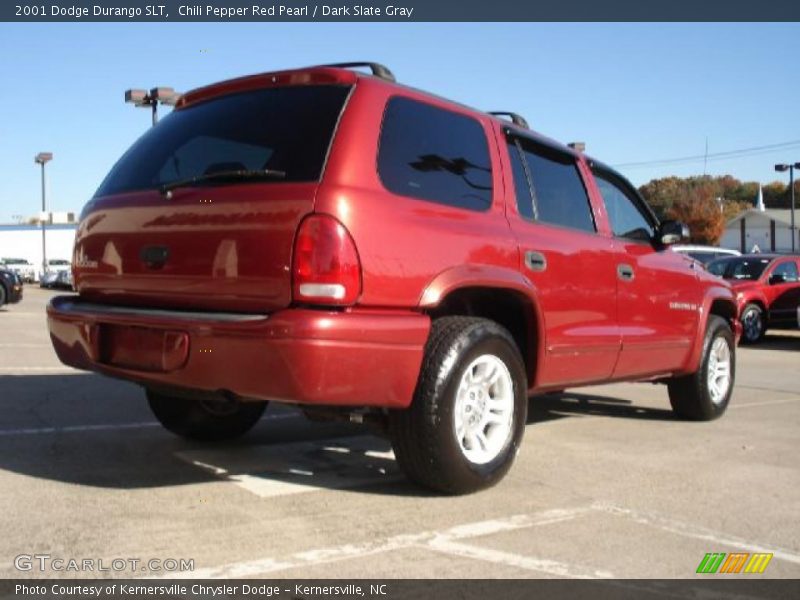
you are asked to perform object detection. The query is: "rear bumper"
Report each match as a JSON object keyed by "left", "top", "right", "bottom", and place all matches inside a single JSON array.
[{"left": 47, "top": 296, "right": 430, "bottom": 408}]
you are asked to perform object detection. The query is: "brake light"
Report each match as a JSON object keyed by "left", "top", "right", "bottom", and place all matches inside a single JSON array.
[{"left": 292, "top": 214, "right": 361, "bottom": 306}]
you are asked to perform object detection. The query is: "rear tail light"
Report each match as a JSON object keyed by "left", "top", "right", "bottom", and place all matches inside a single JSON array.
[{"left": 292, "top": 214, "right": 361, "bottom": 306}]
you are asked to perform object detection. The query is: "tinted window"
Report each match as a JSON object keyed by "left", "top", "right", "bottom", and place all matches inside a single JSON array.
[
  {"left": 593, "top": 172, "right": 655, "bottom": 241},
  {"left": 378, "top": 97, "right": 492, "bottom": 211},
  {"left": 519, "top": 143, "right": 595, "bottom": 232},
  {"left": 712, "top": 257, "right": 772, "bottom": 281},
  {"left": 95, "top": 85, "right": 351, "bottom": 196},
  {"left": 687, "top": 252, "right": 716, "bottom": 265},
  {"left": 507, "top": 141, "right": 534, "bottom": 220},
  {"left": 707, "top": 257, "right": 733, "bottom": 277},
  {"left": 773, "top": 261, "right": 799, "bottom": 282}
]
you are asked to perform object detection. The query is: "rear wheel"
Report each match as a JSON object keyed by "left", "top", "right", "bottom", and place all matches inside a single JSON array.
[
  {"left": 388, "top": 317, "right": 527, "bottom": 495},
  {"left": 147, "top": 389, "right": 267, "bottom": 441},
  {"left": 667, "top": 316, "right": 735, "bottom": 421},
  {"left": 0, "top": 284, "right": 6, "bottom": 307},
  {"left": 740, "top": 303, "right": 766, "bottom": 344}
]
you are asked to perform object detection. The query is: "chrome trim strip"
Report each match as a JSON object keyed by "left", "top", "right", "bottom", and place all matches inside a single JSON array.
[{"left": 53, "top": 300, "right": 268, "bottom": 323}]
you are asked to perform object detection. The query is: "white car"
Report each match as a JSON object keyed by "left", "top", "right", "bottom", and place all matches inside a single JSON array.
[
  {"left": 39, "top": 259, "right": 73, "bottom": 289},
  {"left": 1, "top": 258, "right": 36, "bottom": 283},
  {"left": 671, "top": 245, "right": 741, "bottom": 266}
]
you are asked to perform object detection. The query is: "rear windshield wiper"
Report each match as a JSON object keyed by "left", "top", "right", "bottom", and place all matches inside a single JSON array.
[{"left": 159, "top": 169, "right": 286, "bottom": 196}]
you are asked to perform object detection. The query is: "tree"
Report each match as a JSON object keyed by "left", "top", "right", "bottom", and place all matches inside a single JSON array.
[
  {"left": 638, "top": 174, "right": 783, "bottom": 226},
  {"left": 666, "top": 183, "right": 725, "bottom": 245}
]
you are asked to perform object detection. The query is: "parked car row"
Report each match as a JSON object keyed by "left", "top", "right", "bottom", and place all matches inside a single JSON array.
[{"left": 0, "top": 257, "right": 74, "bottom": 287}]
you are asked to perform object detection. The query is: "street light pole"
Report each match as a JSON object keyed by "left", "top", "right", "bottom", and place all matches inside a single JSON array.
[
  {"left": 775, "top": 162, "right": 800, "bottom": 253},
  {"left": 124, "top": 87, "right": 181, "bottom": 127},
  {"left": 34, "top": 152, "right": 53, "bottom": 280}
]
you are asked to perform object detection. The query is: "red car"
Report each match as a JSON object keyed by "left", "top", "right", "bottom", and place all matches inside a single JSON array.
[
  {"left": 708, "top": 254, "right": 800, "bottom": 343},
  {"left": 48, "top": 62, "right": 740, "bottom": 494}
]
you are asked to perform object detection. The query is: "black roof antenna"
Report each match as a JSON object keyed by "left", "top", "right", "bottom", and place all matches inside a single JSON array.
[
  {"left": 321, "top": 62, "right": 396, "bottom": 83},
  {"left": 488, "top": 111, "right": 529, "bottom": 129}
]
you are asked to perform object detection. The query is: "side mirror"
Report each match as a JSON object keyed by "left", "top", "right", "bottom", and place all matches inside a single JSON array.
[
  {"left": 658, "top": 220, "right": 689, "bottom": 246},
  {"left": 769, "top": 273, "right": 787, "bottom": 285}
]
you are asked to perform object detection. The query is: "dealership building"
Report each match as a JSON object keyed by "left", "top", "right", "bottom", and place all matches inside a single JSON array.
[{"left": 0, "top": 223, "right": 77, "bottom": 278}]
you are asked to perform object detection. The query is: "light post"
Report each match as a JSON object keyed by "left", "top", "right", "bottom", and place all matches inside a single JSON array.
[
  {"left": 774, "top": 162, "right": 800, "bottom": 253},
  {"left": 124, "top": 87, "right": 181, "bottom": 126},
  {"left": 34, "top": 152, "right": 53, "bottom": 280}
]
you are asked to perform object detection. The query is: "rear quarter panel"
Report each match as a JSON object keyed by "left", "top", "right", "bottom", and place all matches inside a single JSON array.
[{"left": 318, "top": 79, "right": 519, "bottom": 309}]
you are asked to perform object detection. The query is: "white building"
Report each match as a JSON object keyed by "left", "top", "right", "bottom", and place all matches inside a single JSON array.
[
  {"left": 720, "top": 209, "right": 799, "bottom": 253},
  {"left": 0, "top": 223, "right": 77, "bottom": 277}
]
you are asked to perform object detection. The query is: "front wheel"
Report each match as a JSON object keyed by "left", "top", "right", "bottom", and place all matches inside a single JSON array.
[
  {"left": 388, "top": 317, "right": 528, "bottom": 495},
  {"left": 147, "top": 390, "right": 268, "bottom": 441},
  {"left": 667, "top": 316, "right": 735, "bottom": 421}
]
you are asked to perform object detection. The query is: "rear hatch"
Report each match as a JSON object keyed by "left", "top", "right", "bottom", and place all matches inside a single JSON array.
[{"left": 75, "top": 83, "right": 352, "bottom": 313}]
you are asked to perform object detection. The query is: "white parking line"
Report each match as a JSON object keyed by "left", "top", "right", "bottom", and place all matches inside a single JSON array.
[
  {"left": 162, "top": 506, "right": 596, "bottom": 579},
  {"left": 594, "top": 503, "right": 800, "bottom": 565},
  {"left": 0, "top": 413, "right": 300, "bottom": 437},
  {"left": 427, "top": 538, "right": 613, "bottom": 578},
  {"left": 0, "top": 366, "right": 76, "bottom": 373},
  {"left": 732, "top": 397, "right": 800, "bottom": 409},
  {"left": 0, "top": 422, "right": 161, "bottom": 437},
  {"left": 0, "top": 343, "right": 52, "bottom": 348}
]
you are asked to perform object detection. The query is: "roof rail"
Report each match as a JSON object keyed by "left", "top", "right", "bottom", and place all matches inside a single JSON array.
[
  {"left": 321, "top": 62, "right": 396, "bottom": 82},
  {"left": 488, "top": 111, "right": 529, "bottom": 129}
]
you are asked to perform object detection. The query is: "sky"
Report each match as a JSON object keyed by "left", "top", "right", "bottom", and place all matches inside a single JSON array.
[{"left": 0, "top": 22, "right": 799, "bottom": 222}]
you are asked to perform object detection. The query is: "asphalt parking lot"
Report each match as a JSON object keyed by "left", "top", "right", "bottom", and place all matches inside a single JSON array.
[{"left": 1, "top": 287, "right": 798, "bottom": 580}]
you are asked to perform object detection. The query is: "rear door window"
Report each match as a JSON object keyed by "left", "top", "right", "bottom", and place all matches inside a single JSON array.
[
  {"left": 378, "top": 97, "right": 493, "bottom": 211},
  {"left": 95, "top": 85, "right": 352, "bottom": 197},
  {"left": 516, "top": 141, "right": 595, "bottom": 232}
]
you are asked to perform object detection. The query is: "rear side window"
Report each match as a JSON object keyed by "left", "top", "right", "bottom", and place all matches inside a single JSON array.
[
  {"left": 95, "top": 85, "right": 351, "bottom": 197},
  {"left": 378, "top": 97, "right": 493, "bottom": 211},
  {"left": 517, "top": 142, "right": 595, "bottom": 232}
]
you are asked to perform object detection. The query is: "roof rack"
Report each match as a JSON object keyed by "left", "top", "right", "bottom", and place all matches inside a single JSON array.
[
  {"left": 488, "top": 111, "right": 529, "bottom": 129},
  {"left": 321, "top": 62, "right": 396, "bottom": 83}
]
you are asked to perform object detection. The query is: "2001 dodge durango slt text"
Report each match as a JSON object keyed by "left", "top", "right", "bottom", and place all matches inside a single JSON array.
[{"left": 47, "top": 62, "right": 742, "bottom": 494}]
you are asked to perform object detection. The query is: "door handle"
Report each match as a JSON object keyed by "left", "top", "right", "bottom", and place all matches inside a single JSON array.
[
  {"left": 524, "top": 251, "right": 547, "bottom": 272},
  {"left": 617, "top": 263, "right": 635, "bottom": 282}
]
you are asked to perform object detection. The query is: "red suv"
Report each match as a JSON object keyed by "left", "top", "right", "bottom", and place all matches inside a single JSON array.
[
  {"left": 48, "top": 63, "right": 740, "bottom": 494},
  {"left": 708, "top": 254, "right": 800, "bottom": 343}
]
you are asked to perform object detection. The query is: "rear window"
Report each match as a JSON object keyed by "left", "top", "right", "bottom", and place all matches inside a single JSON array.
[
  {"left": 377, "top": 97, "right": 493, "bottom": 211},
  {"left": 94, "top": 85, "right": 351, "bottom": 197}
]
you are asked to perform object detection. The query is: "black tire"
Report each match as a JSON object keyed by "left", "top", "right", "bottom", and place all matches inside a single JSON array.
[
  {"left": 740, "top": 303, "right": 766, "bottom": 344},
  {"left": 667, "top": 316, "right": 735, "bottom": 421},
  {"left": 146, "top": 389, "right": 267, "bottom": 441},
  {"left": 388, "top": 317, "right": 528, "bottom": 495},
  {"left": 0, "top": 284, "right": 6, "bottom": 307}
]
